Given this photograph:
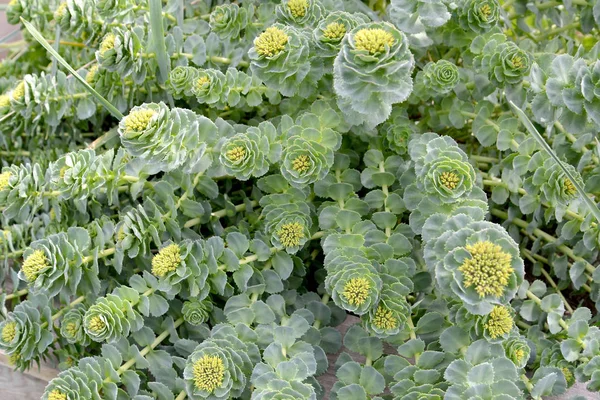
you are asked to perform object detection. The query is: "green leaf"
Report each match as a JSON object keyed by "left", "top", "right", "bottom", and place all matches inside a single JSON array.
[
  {"left": 509, "top": 100, "right": 600, "bottom": 224},
  {"left": 20, "top": 18, "right": 125, "bottom": 120},
  {"left": 148, "top": 0, "right": 170, "bottom": 84}
]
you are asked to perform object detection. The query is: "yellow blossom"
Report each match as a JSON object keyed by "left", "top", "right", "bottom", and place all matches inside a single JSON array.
[{"left": 458, "top": 241, "right": 513, "bottom": 298}]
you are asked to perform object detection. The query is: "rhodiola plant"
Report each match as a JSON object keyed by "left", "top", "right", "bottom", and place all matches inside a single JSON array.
[{"left": 0, "top": 0, "right": 599, "bottom": 399}]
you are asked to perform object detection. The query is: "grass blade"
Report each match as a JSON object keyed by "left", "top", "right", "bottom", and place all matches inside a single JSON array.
[
  {"left": 149, "top": 0, "right": 170, "bottom": 84},
  {"left": 509, "top": 100, "right": 600, "bottom": 224},
  {"left": 20, "top": 18, "right": 124, "bottom": 120}
]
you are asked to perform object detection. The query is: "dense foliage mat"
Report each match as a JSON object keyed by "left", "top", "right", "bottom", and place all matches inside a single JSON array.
[{"left": 0, "top": 0, "right": 599, "bottom": 399}]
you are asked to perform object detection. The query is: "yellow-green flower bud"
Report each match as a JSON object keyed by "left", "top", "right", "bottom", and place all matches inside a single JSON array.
[
  {"left": 353, "top": 28, "right": 395, "bottom": 55},
  {"left": 12, "top": 81, "right": 24, "bottom": 101},
  {"left": 1, "top": 321, "right": 17, "bottom": 342},
  {"left": 0, "top": 172, "right": 10, "bottom": 191},
  {"left": 458, "top": 241, "right": 513, "bottom": 298},
  {"left": 86, "top": 315, "right": 106, "bottom": 333},
  {"left": 287, "top": 0, "right": 308, "bottom": 18},
  {"left": 343, "top": 277, "right": 371, "bottom": 306},
  {"left": 123, "top": 108, "right": 156, "bottom": 134},
  {"left": 86, "top": 65, "right": 99, "bottom": 84},
  {"left": 439, "top": 171, "right": 460, "bottom": 189},
  {"left": 0, "top": 94, "right": 10, "bottom": 108},
  {"left": 48, "top": 389, "right": 67, "bottom": 400},
  {"left": 372, "top": 305, "right": 398, "bottom": 331},
  {"left": 21, "top": 249, "right": 49, "bottom": 282},
  {"left": 292, "top": 155, "right": 311, "bottom": 173},
  {"left": 100, "top": 33, "right": 116, "bottom": 55},
  {"left": 54, "top": 2, "right": 67, "bottom": 20},
  {"left": 484, "top": 306, "right": 513, "bottom": 339},
  {"left": 564, "top": 178, "right": 577, "bottom": 197},
  {"left": 276, "top": 221, "right": 305, "bottom": 248},
  {"left": 193, "top": 354, "right": 225, "bottom": 392},
  {"left": 255, "top": 27, "right": 289, "bottom": 57},
  {"left": 323, "top": 22, "right": 346, "bottom": 41},
  {"left": 152, "top": 243, "right": 181, "bottom": 277}
]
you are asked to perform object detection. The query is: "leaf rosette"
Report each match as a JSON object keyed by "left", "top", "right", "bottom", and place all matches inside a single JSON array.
[
  {"left": 333, "top": 22, "right": 414, "bottom": 128},
  {"left": 503, "top": 335, "right": 531, "bottom": 369},
  {"left": 183, "top": 298, "right": 213, "bottom": 326},
  {"left": 151, "top": 240, "right": 214, "bottom": 299},
  {"left": 414, "top": 60, "right": 460, "bottom": 99},
  {"left": 475, "top": 34, "right": 532, "bottom": 87},
  {"left": 118, "top": 102, "right": 208, "bottom": 174},
  {"left": 249, "top": 24, "right": 320, "bottom": 98},
  {"left": 422, "top": 214, "right": 524, "bottom": 315},
  {"left": 219, "top": 121, "right": 281, "bottom": 181},
  {"left": 83, "top": 286, "right": 143, "bottom": 343},
  {"left": 275, "top": 0, "right": 322, "bottom": 27},
  {"left": 526, "top": 156, "right": 584, "bottom": 210},
  {"left": 210, "top": 3, "right": 253, "bottom": 40},
  {"left": 324, "top": 247, "right": 383, "bottom": 315},
  {"left": 0, "top": 163, "right": 46, "bottom": 222},
  {"left": 0, "top": 295, "right": 53, "bottom": 369},
  {"left": 59, "top": 305, "right": 91, "bottom": 345},
  {"left": 168, "top": 66, "right": 199, "bottom": 98},
  {"left": 313, "top": 11, "right": 367, "bottom": 59},
  {"left": 457, "top": 0, "right": 500, "bottom": 34},
  {"left": 183, "top": 325, "right": 257, "bottom": 399},
  {"left": 96, "top": 27, "right": 148, "bottom": 83},
  {"left": 192, "top": 69, "right": 228, "bottom": 108}
]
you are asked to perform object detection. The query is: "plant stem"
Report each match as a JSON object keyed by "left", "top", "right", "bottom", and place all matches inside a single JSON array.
[
  {"left": 406, "top": 314, "right": 420, "bottom": 363},
  {"left": 525, "top": 289, "right": 569, "bottom": 331},
  {"left": 491, "top": 208, "right": 596, "bottom": 274}
]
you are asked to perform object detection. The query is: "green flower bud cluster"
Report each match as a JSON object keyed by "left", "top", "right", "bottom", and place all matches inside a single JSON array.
[
  {"left": 42, "top": 356, "right": 122, "bottom": 400},
  {"left": 53, "top": 0, "right": 102, "bottom": 43},
  {"left": 457, "top": 0, "right": 500, "bottom": 34},
  {"left": 210, "top": 3, "right": 255, "bottom": 40},
  {"left": 363, "top": 258, "right": 414, "bottom": 337},
  {"left": 59, "top": 305, "right": 90, "bottom": 345},
  {"left": 313, "top": 11, "right": 368, "bottom": 59},
  {"left": 0, "top": 294, "right": 53, "bottom": 370},
  {"left": 83, "top": 285, "right": 144, "bottom": 343},
  {"left": 184, "top": 324, "right": 259, "bottom": 399},
  {"left": 422, "top": 213, "right": 525, "bottom": 315},
  {"left": 0, "top": 163, "right": 46, "bottom": 223},
  {"left": 275, "top": 0, "right": 322, "bottom": 27},
  {"left": 118, "top": 102, "right": 215, "bottom": 174},
  {"left": 19, "top": 227, "right": 98, "bottom": 298},
  {"left": 260, "top": 187, "right": 313, "bottom": 254},
  {"left": 250, "top": 23, "right": 323, "bottom": 98},
  {"left": 182, "top": 298, "right": 213, "bottom": 325},
  {"left": 473, "top": 33, "right": 532, "bottom": 87},
  {"left": 333, "top": 22, "right": 414, "bottom": 128},
  {"left": 152, "top": 240, "right": 215, "bottom": 299},
  {"left": 522, "top": 153, "right": 584, "bottom": 218},
  {"left": 388, "top": 0, "right": 451, "bottom": 34},
  {"left": 96, "top": 27, "right": 148, "bottom": 84},
  {"left": 324, "top": 242, "right": 383, "bottom": 315},
  {"left": 220, "top": 121, "right": 281, "bottom": 181},
  {"left": 413, "top": 60, "right": 460, "bottom": 99},
  {"left": 279, "top": 111, "right": 342, "bottom": 187}
]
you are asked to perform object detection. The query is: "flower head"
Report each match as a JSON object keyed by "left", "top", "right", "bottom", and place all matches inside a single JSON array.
[
  {"left": 86, "top": 65, "right": 98, "bottom": 84},
  {"left": 563, "top": 178, "right": 577, "bottom": 197},
  {"left": 196, "top": 75, "right": 211, "bottom": 90},
  {"left": 343, "top": 277, "right": 371, "bottom": 306},
  {"left": 0, "top": 94, "right": 10, "bottom": 108},
  {"left": 86, "top": 315, "right": 106, "bottom": 333},
  {"left": 276, "top": 221, "right": 305, "bottom": 248},
  {"left": 287, "top": 0, "right": 308, "bottom": 18},
  {"left": 562, "top": 367, "right": 575, "bottom": 385},
  {"left": 47, "top": 390, "right": 67, "bottom": 400},
  {"left": 12, "top": 81, "right": 24, "bottom": 101},
  {"left": 225, "top": 146, "right": 246, "bottom": 163},
  {"left": 255, "top": 27, "right": 289, "bottom": 57},
  {"left": 292, "top": 154, "right": 311, "bottom": 173},
  {"left": 1, "top": 322, "right": 17, "bottom": 343},
  {"left": 323, "top": 22, "right": 346, "bottom": 41},
  {"left": 0, "top": 172, "right": 10, "bottom": 191},
  {"left": 440, "top": 171, "right": 460, "bottom": 189},
  {"left": 479, "top": 3, "right": 492, "bottom": 20},
  {"left": 100, "top": 33, "right": 116, "bottom": 55},
  {"left": 483, "top": 306, "right": 513, "bottom": 339},
  {"left": 54, "top": 2, "right": 67, "bottom": 20},
  {"left": 353, "top": 28, "right": 395, "bottom": 55},
  {"left": 372, "top": 305, "right": 398, "bottom": 331},
  {"left": 458, "top": 241, "right": 513, "bottom": 298},
  {"left": 152, "top": 243, "right": 181, "bottom": 277},
  {"left": 193, "top": 355, "right": 225, "bottom": 392},
  {"left": 123, "top": 108, "right": 156, "bottom": 134},
  {"left": 21, "top": 249, "right": 49, "bottom": 282}
]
